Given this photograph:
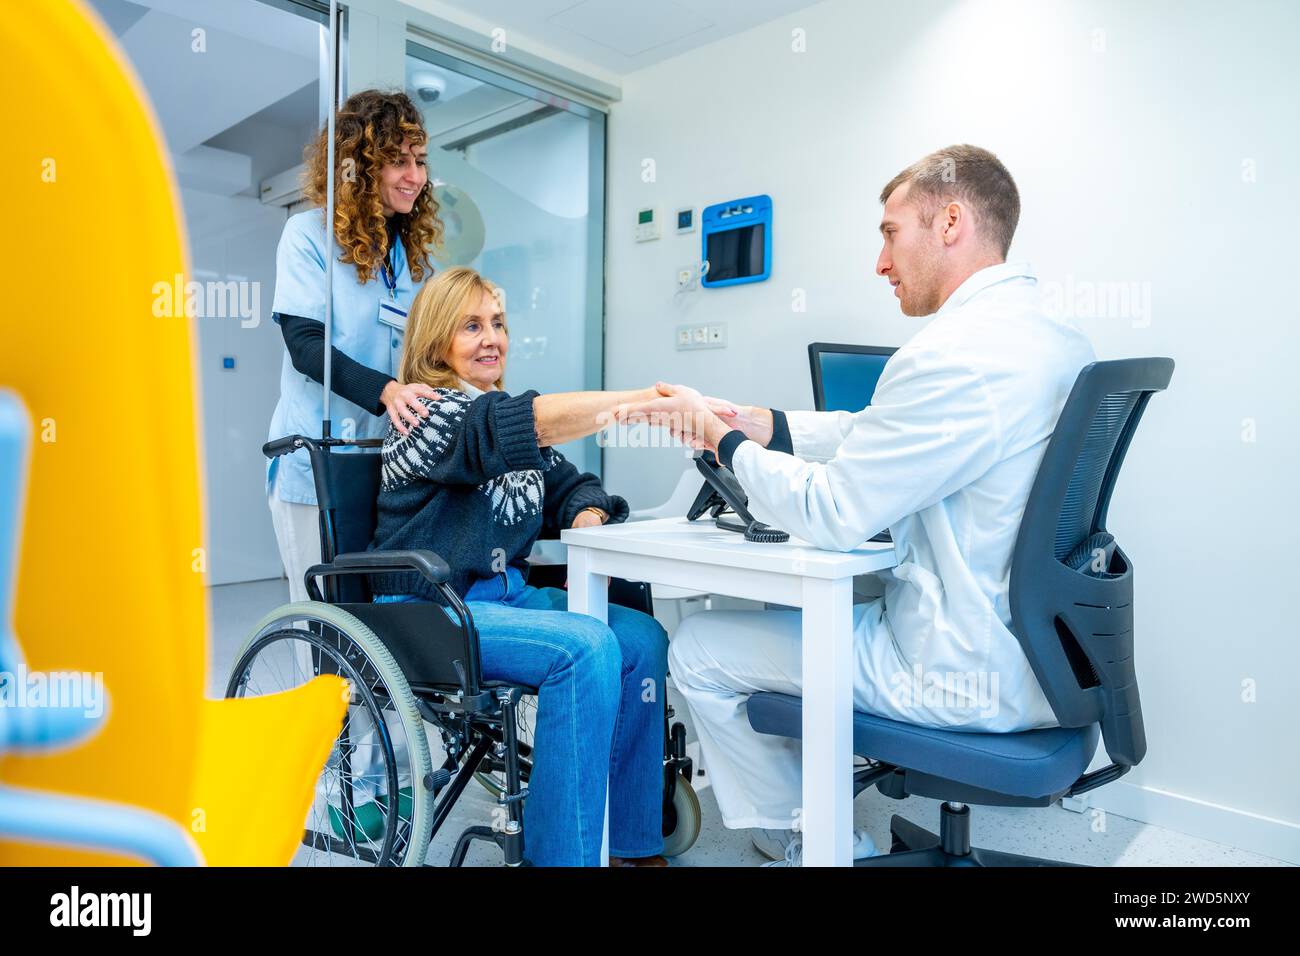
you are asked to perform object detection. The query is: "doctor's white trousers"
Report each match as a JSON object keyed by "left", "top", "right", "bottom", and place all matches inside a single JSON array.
[{"left": 668, "top": 605, "right": 880, "bottom": 832}]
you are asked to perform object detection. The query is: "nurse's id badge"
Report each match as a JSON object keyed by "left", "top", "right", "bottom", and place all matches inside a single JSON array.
[
  {"left": 378, "top": 299, "right": 408, "bottom": 331},
  {"left": 379, "top": 300, "right": 408, "bottom": 377}
]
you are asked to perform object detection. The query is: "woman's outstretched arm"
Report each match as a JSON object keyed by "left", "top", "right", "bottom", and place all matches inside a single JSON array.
[{"left": 532, "top": 387, "right": 660, "bottom": 447}]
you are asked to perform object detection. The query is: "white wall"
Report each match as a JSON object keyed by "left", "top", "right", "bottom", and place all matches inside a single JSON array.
[{"left": 603, "top": 0, "right": 1300, "bottom": 861}]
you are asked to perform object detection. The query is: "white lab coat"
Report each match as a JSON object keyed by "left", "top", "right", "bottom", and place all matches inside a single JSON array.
[
  {"left": 669, "top": 261, "right": 1095, "bottom": 829},
  {"left": 731, "top": 260, "right": 1095, "bottom": 732}
]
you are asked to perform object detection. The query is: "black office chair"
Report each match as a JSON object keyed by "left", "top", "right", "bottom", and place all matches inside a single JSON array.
[{"left": 746, "top": 357, "right": 1175, "bottom": 865}]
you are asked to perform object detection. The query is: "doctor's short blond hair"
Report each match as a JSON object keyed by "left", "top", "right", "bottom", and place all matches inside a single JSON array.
[
  {"left": 400, "top": 267, "right": 507, "bottom": 391},
  {"left": 880, "top": 144, "right": 1020, "bottom": 258}
]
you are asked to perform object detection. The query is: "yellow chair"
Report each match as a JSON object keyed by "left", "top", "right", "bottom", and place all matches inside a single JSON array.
[{"left": 0, "top": 0, "right": 348, "bottom": 866}]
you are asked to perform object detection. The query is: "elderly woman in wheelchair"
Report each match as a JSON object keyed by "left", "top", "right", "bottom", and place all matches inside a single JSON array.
[{"left": 229, "top": 267, "right": 682, "bottom": 867}]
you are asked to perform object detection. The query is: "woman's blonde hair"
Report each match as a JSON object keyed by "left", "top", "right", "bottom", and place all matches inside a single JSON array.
[{"left": 400, "top": 267, "right": 507, "bottom": 390}]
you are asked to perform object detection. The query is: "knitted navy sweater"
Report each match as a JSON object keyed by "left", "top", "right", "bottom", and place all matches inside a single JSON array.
[{"left": 367, "top": 387, "right": 629, "bottom": 602}]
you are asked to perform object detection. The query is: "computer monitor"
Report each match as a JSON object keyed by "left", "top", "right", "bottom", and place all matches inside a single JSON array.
[{"left": 808, "top": 342, "right": 897, "bottom": 412}]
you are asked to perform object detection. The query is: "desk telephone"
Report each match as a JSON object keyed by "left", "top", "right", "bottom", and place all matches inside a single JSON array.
[
  {"left": 687, "top": 452, "right": 790, "bottom": 542},
  {"left": 686, "top": 451, "right": 891, "bottom": 546}
]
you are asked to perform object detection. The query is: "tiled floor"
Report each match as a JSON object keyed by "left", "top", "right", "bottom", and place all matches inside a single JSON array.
[{"left": 209, "top": 578, "right": 1288, "bottom": 868}]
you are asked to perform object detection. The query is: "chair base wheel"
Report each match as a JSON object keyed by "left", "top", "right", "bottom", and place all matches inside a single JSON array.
[{"left": 857, "top": 810, "right": 1086, "bottom": 867}]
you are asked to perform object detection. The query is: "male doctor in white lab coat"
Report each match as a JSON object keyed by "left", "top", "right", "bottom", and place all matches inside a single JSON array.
[{"left": 615, "top": 145, "right": 1096, "bottom": 865}]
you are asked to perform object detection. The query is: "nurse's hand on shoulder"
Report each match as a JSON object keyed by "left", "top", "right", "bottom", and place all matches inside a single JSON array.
[{"left": 381, "top": 380, "right": 442, "bottom": 435}]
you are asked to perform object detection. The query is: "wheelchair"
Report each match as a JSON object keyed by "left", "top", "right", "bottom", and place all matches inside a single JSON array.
[{"left": 226, "top": 434, "right": 701, "bottom": 866}]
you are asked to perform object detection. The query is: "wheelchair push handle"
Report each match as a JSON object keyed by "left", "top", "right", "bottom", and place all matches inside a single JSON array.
[
  {"left": 263, "top": 435, "right": 309, "bottom": 459},
  {"left": 262, "top": 434, "right": 384, "bottom": 459}
]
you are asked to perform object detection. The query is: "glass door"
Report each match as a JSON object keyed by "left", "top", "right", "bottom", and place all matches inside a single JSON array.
[
  {"left": 406, "top": 42, "right": 606, "bottom": 476},
  {"left": 87, "top": 0, "right": 328, "bottom": 586}
]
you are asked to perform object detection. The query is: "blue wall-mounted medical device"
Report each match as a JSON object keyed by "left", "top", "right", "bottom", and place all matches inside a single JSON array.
[{"left": 701, "top": 194, "right": 772, "bottom": 288}]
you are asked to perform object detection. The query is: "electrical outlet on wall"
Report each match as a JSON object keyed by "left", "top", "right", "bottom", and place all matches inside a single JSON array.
[{"left": 675, "top": 323, "right": 727, "bottom": 350}]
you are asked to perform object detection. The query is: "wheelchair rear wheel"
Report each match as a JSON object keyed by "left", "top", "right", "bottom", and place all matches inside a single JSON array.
[{"left": 226, "top": 602, "right": 434, "bottom": 867}]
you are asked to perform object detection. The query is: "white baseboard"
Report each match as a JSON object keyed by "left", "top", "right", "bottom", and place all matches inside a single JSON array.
[{"left": 1089, "top": 778, "right": 1299, "bottom": 865}]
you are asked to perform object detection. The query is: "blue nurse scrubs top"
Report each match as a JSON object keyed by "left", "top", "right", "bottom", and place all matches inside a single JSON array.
[{"left": 267, "top": 209, "right": 417, "bottom": 506}]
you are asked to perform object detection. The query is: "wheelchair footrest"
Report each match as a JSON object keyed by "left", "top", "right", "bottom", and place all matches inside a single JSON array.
[{"left": 450, "top": 824, "right": 525, "bottom": 867}]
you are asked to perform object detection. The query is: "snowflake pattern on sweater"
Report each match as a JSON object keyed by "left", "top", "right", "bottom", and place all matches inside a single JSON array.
[
  {"left": 369, "top": 386, "right": 628, "bottom": 602},
  {"left": 380, "top": 389, "right": 557, "bottom": 527}
]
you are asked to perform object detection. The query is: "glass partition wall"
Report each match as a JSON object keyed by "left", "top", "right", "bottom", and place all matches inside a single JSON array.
[
  {"left": 86, "top": 2, "right": 608, "bottom": 586},
  {"left": 406, "top": 42, "right": 607, "bottom": 476}
]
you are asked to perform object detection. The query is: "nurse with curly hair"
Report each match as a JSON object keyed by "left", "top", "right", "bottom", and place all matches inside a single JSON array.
[{"left": 267, "top": 89, "right": 444, "bottom": 600}]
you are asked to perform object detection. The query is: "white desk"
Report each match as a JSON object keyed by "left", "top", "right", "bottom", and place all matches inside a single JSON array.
[{"left": 561, "top": 516, "right": 897, "bottom": 867}]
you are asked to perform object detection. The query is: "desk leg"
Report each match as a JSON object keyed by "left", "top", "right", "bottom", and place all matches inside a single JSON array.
[
  {"left": 566, "top": 546, "right": 611, "bottom": 867},
  {"left": 800, "top": 576, "right": 854, "bottom": 867}
]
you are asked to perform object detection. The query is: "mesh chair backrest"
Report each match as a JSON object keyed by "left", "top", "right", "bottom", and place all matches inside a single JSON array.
[
  {"left": 1009, "top": 358, "right": 1173, "bottom": 767},
  {"left": 1053, "top": 391, "right": 1142, "bottom": 561}
]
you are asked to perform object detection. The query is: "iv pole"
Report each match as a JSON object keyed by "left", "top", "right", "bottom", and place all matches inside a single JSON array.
[{"left": 321, "top": 0, "right": 338, "bottom": 442}]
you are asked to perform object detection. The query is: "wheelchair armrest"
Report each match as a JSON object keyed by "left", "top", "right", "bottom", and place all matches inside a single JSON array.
[
  {"left": 304, "top": 550, "right": 487, "bottom": 703},
  {"left": 332, "top": 549, "right": 451, "bottom": 585},
  {"left": 304, "top": 549, "right": 456, "bottom": 602}
]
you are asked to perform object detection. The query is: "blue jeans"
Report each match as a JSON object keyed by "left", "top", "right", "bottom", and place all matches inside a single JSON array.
[{"left": 377, "top": 566, "right": 667, "bottom": 865}]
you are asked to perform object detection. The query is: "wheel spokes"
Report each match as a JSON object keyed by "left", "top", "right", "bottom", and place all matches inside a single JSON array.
[{"left": 231, "top": 621, "right": 410, "bottom": 866}]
